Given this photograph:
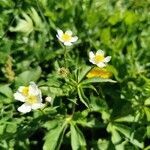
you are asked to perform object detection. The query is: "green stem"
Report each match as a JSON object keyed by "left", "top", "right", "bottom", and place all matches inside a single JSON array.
[{"left": 64, "top": 46, "right": 67, "bottom": 67}]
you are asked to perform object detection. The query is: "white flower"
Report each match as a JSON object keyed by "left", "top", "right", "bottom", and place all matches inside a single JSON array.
[
  {"left": 56, "top": 29, "right": 78, "bottom": 46},
  {"left": 14, "top": 82, "right": 44, "bottom": 113},
  {"left": 89, "top": 50, "right": 111, "bottom": 68},
  {"left": 45, "top": 96, "right": 52, "bottom": 103}
]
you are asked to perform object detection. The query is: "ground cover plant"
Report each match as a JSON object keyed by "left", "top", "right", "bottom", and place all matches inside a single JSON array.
[{"left": 0, "top": 0, "right": 150, "bottom": 149}]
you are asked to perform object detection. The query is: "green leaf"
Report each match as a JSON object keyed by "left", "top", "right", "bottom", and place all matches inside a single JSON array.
[
  {"left": 15, "top": 67, "right": 41, "bottom": 86},
  {"left": 130, "top": 139, "right": 144, "bottom": 149},
  {"left": 6, "top": 123, "right": 17, "bottom": 133},
  {"left": 43, "top": 120, "right": 59, "bottom": 130},
  {"left": 124, "top": 11, "right": 138, "bottom": 25},
  {"left": 70, "top": 124, "right": 86, "bottom": 150},
  {"left": 97, "top": 139, "right": 110, "bottom": 150},
  {"left": 79, "top": 77, "right": 116, "bottom": 86},
  {"left": 0, "top": 84, "right": 13, "bottom": 98},
  {"left": 77, "top": 66, "right": 92, "bottom": 83},
  {"left": 43, "top": 122, "right": 67, "bottom": 150},
  {"left": 111, "top": 129, "right": 122, "bottom": 144},
  {"left": 114, "top": 124, "right": 144, "bottom": 149},
  {"left": 144, "top": 107, "right": 150, "bottom": 121},
  {"left": 0, "top": 125, "right": 5, "bottom": 135},
  {"left": 100, "top": 28, "right": 111, "bottom": 46},
  {"left": 114, "top": 124, "right": 131, "bottom": 139},
  {"left": 107, "top": 123, "right": 122, "bottom": 144},
  {"left": 77, "top": 87, "right": 89, "bottom": 108},
  {"left": 115, "top": 115, "right": 136, "bottom": 122},
  {"left": 144, "top": 98, "right": 150, "bottom": 106},
  {"left": 146, "top": 126, "right": 150, "bottom": 138}
]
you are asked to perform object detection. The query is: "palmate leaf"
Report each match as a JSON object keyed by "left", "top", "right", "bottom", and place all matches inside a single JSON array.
[
  {"left": 107, "top": 123, "right": 122, "bottom": 144},
  {"left": 114, "top": 123, "right": 144, "bottom": 149},
  {"left": 43, "top": 122, "right": 67, "bottom": 150},
  {"left": 70, "top": 123, "right": 86, "bottom": 150},
  {"left": 79, "top": 77, "right": 116, "bottom": 86}
]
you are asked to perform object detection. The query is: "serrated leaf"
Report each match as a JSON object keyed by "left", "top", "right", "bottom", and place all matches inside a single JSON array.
[
  {"left": 114, "top": 124, "right": 131, "bottom": 139},
  {"left": 111, "top": 129, "right": 122, "bottom": 144},
  {"left": 70, "top": 124, "right": 86, "bottom": 150},
  {"left": 77, "top": 87, "right": 89, "bottom": 108},
  {"left": 43, "top": 122, "right": 67, "bottom": 150},
  {"left": 131, "top": 139, "right": 144, "bottom": 149}
]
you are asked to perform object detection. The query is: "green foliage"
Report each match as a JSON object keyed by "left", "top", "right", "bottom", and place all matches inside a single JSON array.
[{"left": 0, "top": 0, "right": 150, "bottom": 149}]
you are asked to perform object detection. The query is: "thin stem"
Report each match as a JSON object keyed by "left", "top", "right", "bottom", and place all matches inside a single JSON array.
[
  {"left": 64, "top": 46, "right": 67, "bottom": 67},
  {"left": 72, "top": 100, "right": 76, "bottom": 115}
]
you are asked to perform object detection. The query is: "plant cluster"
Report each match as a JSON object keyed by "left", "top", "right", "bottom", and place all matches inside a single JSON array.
[{"left": 0, "top": 0, "right": 150, "bottom": 150}]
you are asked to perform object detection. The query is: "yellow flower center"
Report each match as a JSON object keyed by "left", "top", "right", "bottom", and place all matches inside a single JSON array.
[
  {"left": 22, "top": 87, "right": 29, "bottom": 96},
  {"left": 61, "top": 33, "right": 72, "bottom": 42},
  {"left": 94, "top": 54, "right": 104, "bottom": 63},
  {"left": 26, "top": 95, "right": 37, "bottom": 105}
]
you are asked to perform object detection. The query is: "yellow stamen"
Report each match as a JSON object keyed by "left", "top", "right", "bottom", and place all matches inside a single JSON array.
[
  {"left": 94, "top": 54, "right": 104, "bottom": 63},
  {"left": 87, "top": 67, "right": 112, "bottom": 79},
  {"left": 61, "top": 33, "right": 72, "bottom": 42},
  {"left": 22, "top": 87, "right": 29, "bottom": 96},
  {"left": 26, "top": 95, "right": 37, "bottom": 105}
]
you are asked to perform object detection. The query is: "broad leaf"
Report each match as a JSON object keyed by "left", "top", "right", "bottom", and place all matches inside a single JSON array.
[{"left": 15, "top": 67, "right": 41, "bottom": 86}]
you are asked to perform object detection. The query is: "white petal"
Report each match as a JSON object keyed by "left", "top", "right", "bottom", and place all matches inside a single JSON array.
[
  {"left": 64, "top": 42, "right": 72, "bottom": 46},
  {"left": 18, "top": 86, "right": 26, "bottom": 92},
  {"left": 104, "top": 56, "right": 111, "bottom": 62},
  {"left": 71, "top": 36, "right": 78, "bottom": 42},
  {"left": 17, "top": 103, "right": 32, "bottom": 113},
  {"left": 89, "top": 51, "right": 95, "bottom": 59},
  {"left": 28, "top": 82, "right": 39, "bottom": 95},
  {"left": 31, "top": 103, "right": 45, "bottom": 110},
  {"left": 56, "top": 34, "right": 60, "bottom": 39},
  {"left": 57, "top": 29, "right": 63, "bottom": 37},
  {"left": 58, "top": 37, "right": 65, "bottom": 42},
  {"left": 97, "top": 62, "right": 106, "bottom": 68},
  {"left": 65, "top": 30, "right": 72, "bottom": 35},
  {"left": 38, "top": 89, "right": 43, "bottom": 102},
  {"left": 89, "top": 58, "right": 96, "bottom": 64},
  {"left": 45, "top": 96, "right": 52, "bottom": 103},
  {"left": 96, "top": 50, "right": 104, "bottom": 55},
  {"left": 14, "top": 92, "right": 26, "bottom": 102}
]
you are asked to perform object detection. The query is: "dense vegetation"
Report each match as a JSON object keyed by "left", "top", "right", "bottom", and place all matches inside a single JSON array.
[{"left": 0, "top": 0, "right": 150, "bottom": 149}]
